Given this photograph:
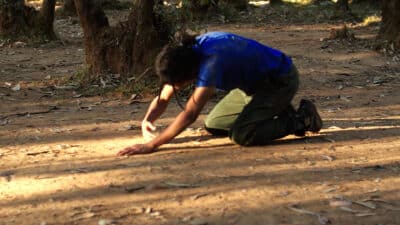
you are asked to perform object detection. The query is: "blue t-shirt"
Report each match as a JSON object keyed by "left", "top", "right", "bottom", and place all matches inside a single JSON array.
[{"left": 193, "top": 32, "right": 293, "bottom": 94}]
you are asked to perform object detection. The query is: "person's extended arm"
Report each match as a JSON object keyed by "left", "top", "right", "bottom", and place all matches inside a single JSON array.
[
  {"left": 141, "top": 84, "right": 174, "bottom": 140},
  {"left": 144, "top": 84, "right": 174, "bottom": 123},
  {"left": 118, "top": 86, "right": 215, "bottom": 155}
]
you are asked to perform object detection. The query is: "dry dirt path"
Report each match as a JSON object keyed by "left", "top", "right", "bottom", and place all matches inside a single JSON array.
[{"left": 0, "top": 20, "right": 400, "bottom": 225}]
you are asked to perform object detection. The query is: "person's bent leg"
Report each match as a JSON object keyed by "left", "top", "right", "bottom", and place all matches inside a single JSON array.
[
  {"left": 230, "top": 105, "right": 304, "bottom": 145},
  {"left": 205, "top": 89, "right": 251, "bottom": 136},
  {"left": 229, "top": 65, "right": 302, "bottom": 145}
]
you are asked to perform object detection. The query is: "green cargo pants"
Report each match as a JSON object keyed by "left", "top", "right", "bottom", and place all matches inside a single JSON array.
[{"left": 204, "top": 65, "right": 303, "bottom": 146}]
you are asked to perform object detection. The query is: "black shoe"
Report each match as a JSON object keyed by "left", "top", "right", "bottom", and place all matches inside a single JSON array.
[{"left": 294, "top": 99, "right": 323, "bottom": 136}]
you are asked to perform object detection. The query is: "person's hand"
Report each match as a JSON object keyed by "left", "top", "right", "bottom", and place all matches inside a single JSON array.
[
  {"left": 117, "top": 144, "right": 155, "bottom": 156},
  {"left": 142, "top": 120, "right": 158, "bottom": 141}
]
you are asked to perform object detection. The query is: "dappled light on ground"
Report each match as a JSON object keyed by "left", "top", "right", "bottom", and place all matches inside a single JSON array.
[{"left": 1, "top": 6, "right": 399, "bottom": 224}]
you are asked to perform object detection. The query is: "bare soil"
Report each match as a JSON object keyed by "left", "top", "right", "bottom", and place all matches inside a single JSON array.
[{"left": 1, "top": 9, "right": 400, "bottom": 225}]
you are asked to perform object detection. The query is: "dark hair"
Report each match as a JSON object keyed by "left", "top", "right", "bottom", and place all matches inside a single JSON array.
[
  {"left": 155, "top": 32, "right": 201, "bottom": 108},
  {"left": 155, "top": 32, "right": 200, "bottom": 85}
]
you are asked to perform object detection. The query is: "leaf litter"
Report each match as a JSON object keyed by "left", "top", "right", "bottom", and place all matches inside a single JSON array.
[{"left": 287, "top": 205, "right": 330, "bottom": 225}]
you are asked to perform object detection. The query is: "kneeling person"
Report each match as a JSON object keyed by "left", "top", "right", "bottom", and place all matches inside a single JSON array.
[{"left": 118, "top": 32, "right": 323, "bottom": 155}]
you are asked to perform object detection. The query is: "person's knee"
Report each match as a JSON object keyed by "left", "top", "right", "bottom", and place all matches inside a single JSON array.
[
  {"left": 204, "top": 125, "right": 229, "bottom": 136},
  {"left": 204, "top": 117, "right": 215, "bottom": 129}
]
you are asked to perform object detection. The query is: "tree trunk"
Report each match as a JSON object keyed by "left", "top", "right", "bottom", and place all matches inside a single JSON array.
[
  {"left": 220, "top": 0, "right": 247, "bottom": 10},
  {"left": 336, "top": 0, "right": 349, "bottom": 12},
  {"left": 63, "top": 0, "right": 76, "bottom": 15},
  {"left": 182, "top": 0, "right": 215, "bottom": 15},
  {"left": 0, "top": 0, "right": 56, "bottom": 40},
  {"left": 74, "top": 0, "right": 168, "bottom": 81},
  {"left": 39, "top": 0, "right": 56, "bottom": 38},
  {"left": 269, "top": 0, "right": 283, "bottom": 6},
  {"left": 351, "top": 0, "right": 380, "bottom": 7},
  {"left": 378, "top": 0, "right": 400, "bottom": 49}
]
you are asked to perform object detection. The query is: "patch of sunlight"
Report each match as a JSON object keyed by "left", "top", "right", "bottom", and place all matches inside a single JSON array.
[
  {"left": 2, "top": 176, "right": 400, "bottom": 212},
  {"left": 284, "top": 0, "right": 313, "bottom": 5},
  {"left": 249, "top": 0, "right": 315, "bottom": 6},
  {"left": 362, "top": 15, "right": 382, "bottom": 26},
  {"left": 322, "top": 125, "right": 400, "bottom": 132},
  {"left": 25, "top": 0, "right": 43, "bottom": 8},
  {"left": 331, "top": 51, "right": 381, "bottom": 61},
  {"left": 327, "top": 115, "right": 400, "bottom": 121},
  {"left": 249, "top": 1, "right": 269, "bottom": 7}
]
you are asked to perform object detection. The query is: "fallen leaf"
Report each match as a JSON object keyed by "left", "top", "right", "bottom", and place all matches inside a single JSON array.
[
  {"left": 190, "top": 193, "right": 208, "bottom": 200},
  {"left": 287, "top": 205, "right": 317, "bottom": 216},
  {"left": 72, "top": 212, "right": 96, "bottom": 220},
  {"left": 150, "top": 211, "right": 161, "bottom": 217},
  {"left": 287, "top": 205, "right": 330, "bottom": 225},
  {"left": 129, "top": 94, "right": 138, "bottom": 104},
  {"left": 322, "top": 155, "right": 334, "bottom": 161},
  {"left": 98, "top": 219, "right": 113, "bottom": 225},
  {"left": 11, "top": 83, "right": 20, "bottom": 91},
  {"left": 339, "top": 207, "right": 369, "bottom": 213},
  {"left": 132, "top": 207, "right": 144, "bottom": 214},
  {"left": 278, "top": 191, "right": 291, "bottom": 197},
  {"left": 26, "top": 151, "right": 49, "bottom": 156},
  {"left": 0, "top": 119, "right": 10, "bottom": 126},
  {"left": 68, "top": 168, "right": 90, "bottom": 173},
  {"left": 365, "top": 188, "right": 379, "bottom": 193},
  {"left": 334, "top": 196, "right": 376, "bottom": 209},
  {"left": 145, "top": 207, "right": 152, "bottom": 214},
  {"left": 339, "top": 95, "right": 352, "bottom": 102},
  {"left": 0, "top": 170, "right": 13, "bottom": 182},
  {"left": 100, "top": 78, "right": 106, "bottom": 88},
  {"left": 353, "top": 200, "right": 376, "bottom": 209},
  {"left": 380, "top": 203, "right": 400, "bottom": 211},
  {"left": 323, "top": 187, "right": 337, "bottom": 193},
  {"left": 118, "top": 125, "right": 136, "bottom": 131},
  {"left": 323, "top": 137, "right": 336, "bottom": 143},
  {"left": 124, "top": 185, "right": 145, "bottom": 193},
  {"left": 190, "top": 218, "right": 208, "bottom": 225},
  {"left": 355, "top": 213, "right": 376, "bottom": 217},
  {"left": 164, "top": 181, "right": 199, "bottom": 188},
  {"left": 329, "top": 200, "right": 352, "bottom": 207},
  {"left": 318, "top": 215, "right": 331, "bottom": 225}
]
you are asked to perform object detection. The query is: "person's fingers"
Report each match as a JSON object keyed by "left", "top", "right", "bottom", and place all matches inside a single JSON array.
[
  {"left": 145, "top": 131, "right": 156, "bottom": 138},
  {"left": 147, "top": 122, "right": 156, "bottom": 131},
  {"left": 117, "top": 149, "right": 127, "bottom": 156},
  {"left": 117, "top": 147, "right": 133, "bottom": 156}
]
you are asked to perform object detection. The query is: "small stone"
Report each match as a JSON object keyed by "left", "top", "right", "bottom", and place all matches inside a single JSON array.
[
  {"left": 190, "top": 218, "right": 208, "bottom": 225},
  {"left": 98, "top": 219, "right": 112, "bottom": 225},
  {"left": 145, "top": 207, "right": 152, "bottom": 214}
]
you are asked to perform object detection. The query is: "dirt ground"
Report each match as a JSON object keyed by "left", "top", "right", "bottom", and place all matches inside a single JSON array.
[{"left": 1, "top": 7, "right": 400, "bottom": 225}]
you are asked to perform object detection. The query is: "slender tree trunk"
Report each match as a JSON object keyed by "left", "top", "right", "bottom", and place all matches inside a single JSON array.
[
  {"left": 182, "top": 0, "right": 214, "bottom": 15},
  {"left": 351, "top": 0, "right": 380, "bottom": 7},
  {"left": 270, "top": 0, "right": 283, "bottom": 6},
  {"left": 74, "top": 0, "right": 109, "bottom": 77},
  {"left": 0, "top": 0, "right": 56, "bottom": 40},
  {"left": 0, "top": 0, "right": 33, "bottom": 36},
  {"left": 336, "top": 0, "right": 350, "bottom": 12},
  {"left": 74, "top": 0, "right": 168, "bottom": 80},
  {"left": 39, "top": 0, "right": 56, "bottom": 38},
  {"left": 378, "top": 0, "right": 400, "bottom": 49},
  {"left": 63, "top": 0, "right": 76, "bottom": 15},
  {"left": 220, "top": 0, "right": 247, "bottom": 9}
]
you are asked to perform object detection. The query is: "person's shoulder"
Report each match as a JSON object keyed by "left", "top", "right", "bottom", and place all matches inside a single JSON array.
[{"left": 197, "top": 31, "right": 242, "bottom": 43}]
